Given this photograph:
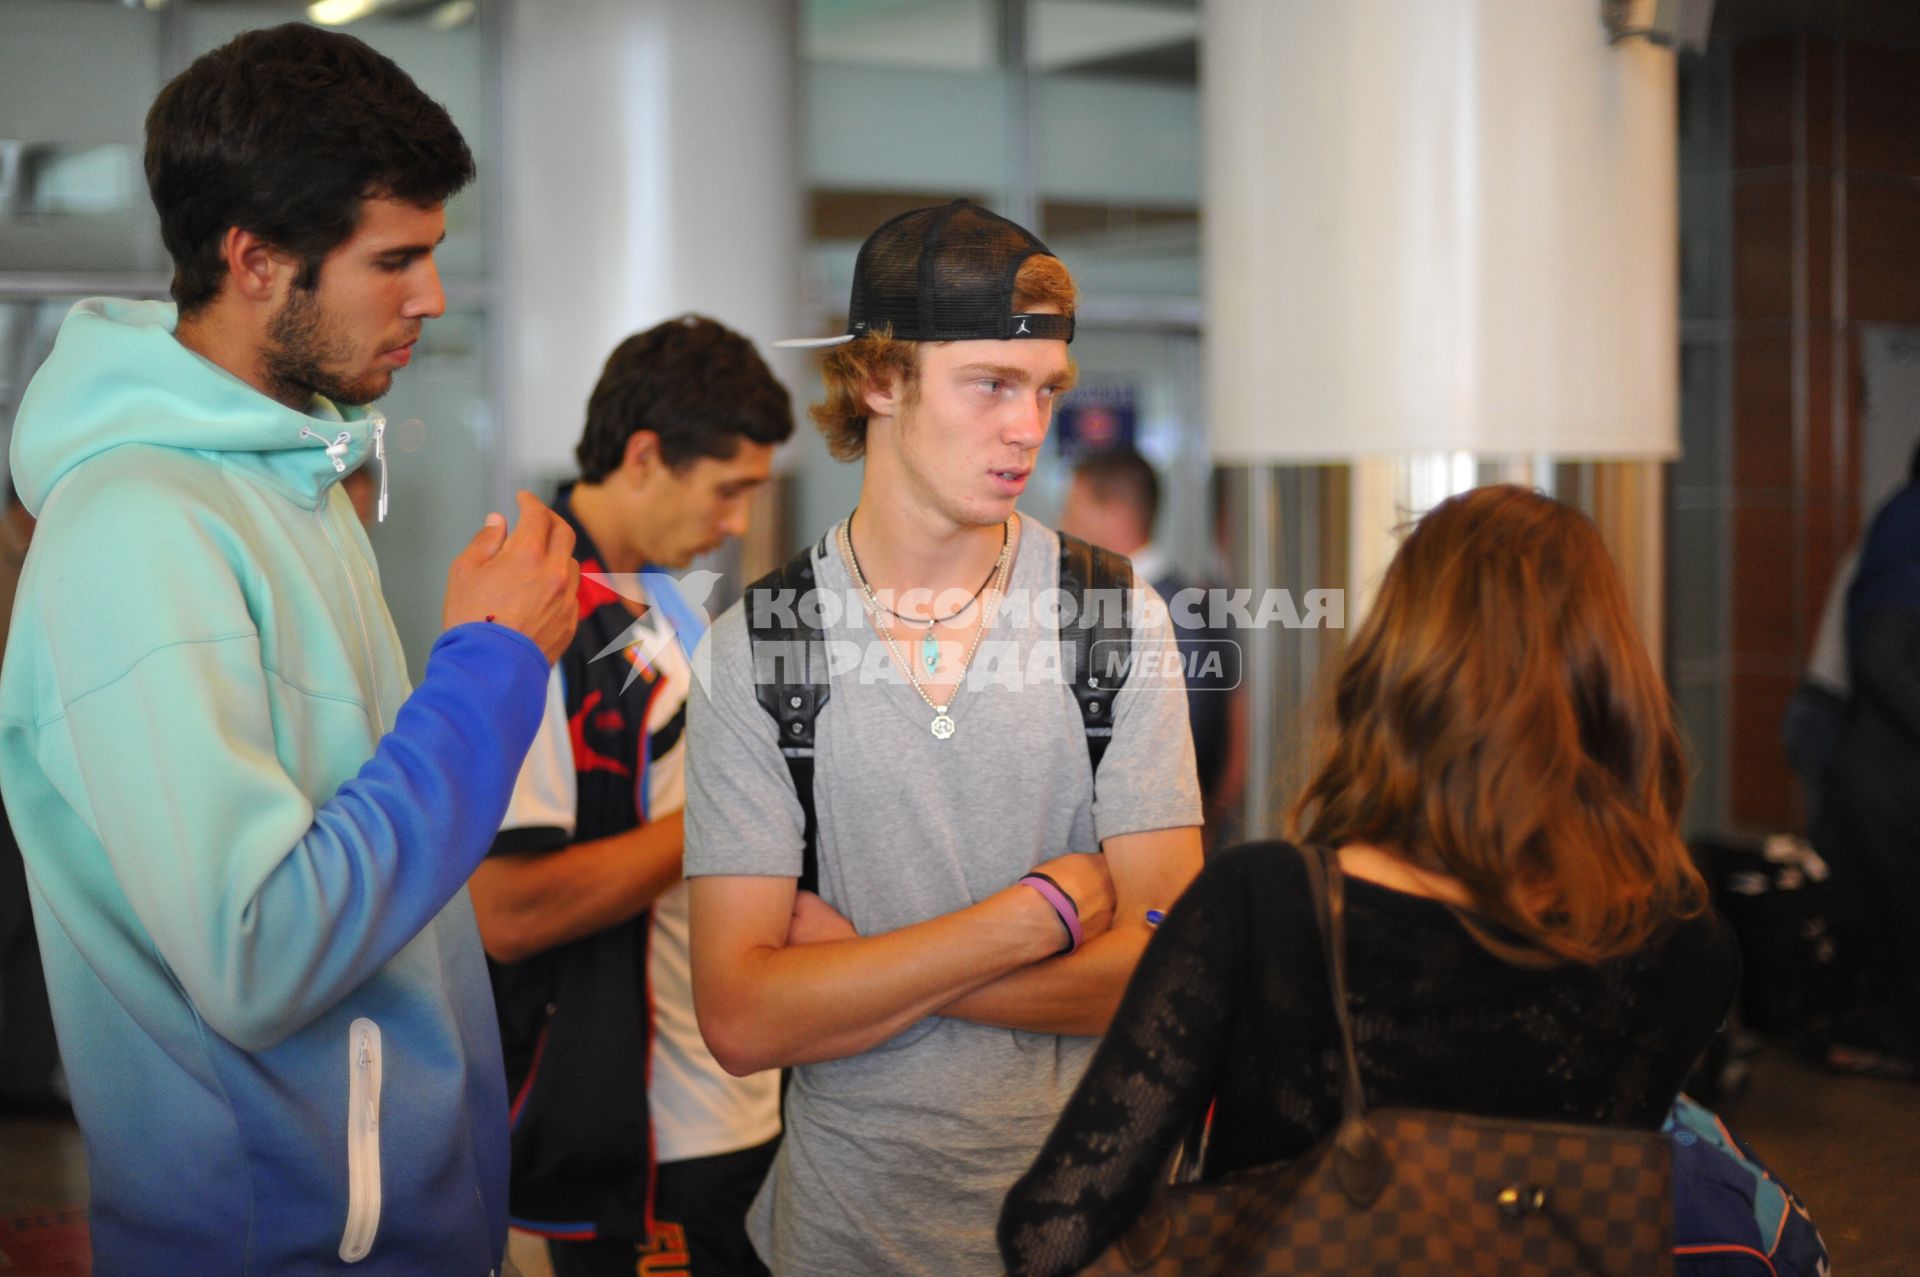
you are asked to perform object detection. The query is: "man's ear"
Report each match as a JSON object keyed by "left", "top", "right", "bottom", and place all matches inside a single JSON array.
[
  {"left": 221, "top": 226, "right": 299, "bottom": 305},
  {"left": 862, "top": 371, "right": 907, "bottom": 422},
  {"left": 621, "top": 429, "right": 664, "bottom": 479}
]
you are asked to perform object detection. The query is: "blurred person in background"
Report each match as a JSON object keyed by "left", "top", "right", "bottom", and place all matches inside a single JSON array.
[
  {"left": 1815, "top": 441, "right": 1920, "bottom": 1078},
  {"left": 1781, "top": 444, "right": 1920, "bottom": 838},
  {"left": 1060, "top": 445, "right": 1246, "bottom": 833},
  {"left": 999, "top": 486, "right": 1738, "bottom": 1277}
]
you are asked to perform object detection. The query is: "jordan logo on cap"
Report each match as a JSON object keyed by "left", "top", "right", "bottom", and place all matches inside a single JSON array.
[{"left": 1016, "top": 318, "right": 1031, "bottom": 335}]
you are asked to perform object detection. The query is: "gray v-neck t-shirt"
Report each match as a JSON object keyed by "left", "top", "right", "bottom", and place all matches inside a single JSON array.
[{"left": 685, "top": 514, "right": 1202, "bottom": 1276}]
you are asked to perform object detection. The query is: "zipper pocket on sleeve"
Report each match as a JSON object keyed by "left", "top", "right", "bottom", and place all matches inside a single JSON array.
[{"left": 339, "top": 1017, "right": 384, "bottom": 1263}]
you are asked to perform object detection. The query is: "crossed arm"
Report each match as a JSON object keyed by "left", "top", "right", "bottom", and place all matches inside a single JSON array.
[
  {"left": 937, "top": 826, "right": 1201, "bottom": 1035},
  {"left": 688, "top": 825, "right": 1201, "bottom": 1075}
]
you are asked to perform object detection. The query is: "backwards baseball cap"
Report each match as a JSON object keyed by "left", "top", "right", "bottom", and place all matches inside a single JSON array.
[{"left": 777, "top": 199, "right": 1075, "bottom": 349}]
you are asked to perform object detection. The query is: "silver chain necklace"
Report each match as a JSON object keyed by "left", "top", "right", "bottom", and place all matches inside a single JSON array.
[{"left": 840, "top": 515, "right": 1013, "bottom": 740}]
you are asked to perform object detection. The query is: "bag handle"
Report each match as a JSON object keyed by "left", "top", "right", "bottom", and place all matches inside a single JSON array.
[{"left": 1301, "top": 843, "right": 1391, "bottom": 1205}]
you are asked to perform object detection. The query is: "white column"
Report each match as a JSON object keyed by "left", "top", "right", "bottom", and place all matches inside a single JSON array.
[
  {"left": 1203, "top": 0, "right": 1679, "bottom": 838},
  {"left": 1204, "top": 0, "right": 1678, "bottom": 463},
  {"left": 499, "top": 0, "right": 804, "bottom": 483}
]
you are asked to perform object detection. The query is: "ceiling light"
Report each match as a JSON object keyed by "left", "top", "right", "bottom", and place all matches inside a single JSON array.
[
  {"left": 308, "top": 0, "right": 379, "bottom": 26},
  {"left": 430, "top": 0, "right": 476, "bottom": 31}
]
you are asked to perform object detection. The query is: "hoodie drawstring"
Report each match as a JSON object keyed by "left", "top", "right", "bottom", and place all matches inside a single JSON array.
[
  {"left": 299, "top": 427, "right": 352, "bottom": 473},
  {"left": 300, "top": 420, "right": 389, "bottom": 525}
]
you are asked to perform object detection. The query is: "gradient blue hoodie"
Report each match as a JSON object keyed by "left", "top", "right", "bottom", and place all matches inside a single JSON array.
[{"left": 0, "top": 299, "right": 548, "bottom": 1275}]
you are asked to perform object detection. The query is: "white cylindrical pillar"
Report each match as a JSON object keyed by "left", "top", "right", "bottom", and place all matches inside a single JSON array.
[
  {"left": 1204, "top": 1, "right": 1679, "bottom": 838},
  {"left": 499, "top": 0, "right": 804, "bottom": 484},
  {"left": 1205, "top": 0, "right": 1678, "bottom": 462}
]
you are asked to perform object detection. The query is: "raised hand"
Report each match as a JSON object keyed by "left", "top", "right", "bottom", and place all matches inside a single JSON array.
[{"left": 442, "top": 490, "right": 580, "bottom": 662}]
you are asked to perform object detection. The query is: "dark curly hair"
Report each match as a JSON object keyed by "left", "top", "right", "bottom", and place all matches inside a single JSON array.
[
  {"left": 146, "top": 23, "right": 475, "bottom": 316},
  {"left": 576, "top": 316, "right": 795, "bottom": 481}
]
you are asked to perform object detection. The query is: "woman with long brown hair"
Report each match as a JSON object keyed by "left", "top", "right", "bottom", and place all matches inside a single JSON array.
[{"left": 998, "top": 485, "right": 1738, "bottom": 1277}]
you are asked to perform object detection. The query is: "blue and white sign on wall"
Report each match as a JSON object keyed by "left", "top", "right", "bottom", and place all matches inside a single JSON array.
[{"left": 1054, "top": 383, "right": 1137, "bottom": 460}]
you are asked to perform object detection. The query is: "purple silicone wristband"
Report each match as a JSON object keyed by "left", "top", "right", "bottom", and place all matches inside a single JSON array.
[{"left": 1019, "top": 874, "right": 1083, "bottom": 954}]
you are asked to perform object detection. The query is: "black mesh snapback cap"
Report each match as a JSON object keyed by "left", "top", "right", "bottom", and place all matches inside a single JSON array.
[{"left": 777, "top": 200, "right": 1074, "bottom": 348}]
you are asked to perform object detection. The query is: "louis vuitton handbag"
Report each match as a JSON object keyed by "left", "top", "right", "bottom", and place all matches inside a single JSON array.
[{"left": 1079, "top": 844, "right": 1673, "bottom": 1277}]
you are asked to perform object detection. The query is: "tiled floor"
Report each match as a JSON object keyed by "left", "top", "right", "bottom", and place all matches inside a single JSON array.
[
  {"left": 1717, "top": 1047, "right": 1920, "bottom": 1275},
  {"left": 1, "top": 1048, "right": 1910, "bottom": 1275}
]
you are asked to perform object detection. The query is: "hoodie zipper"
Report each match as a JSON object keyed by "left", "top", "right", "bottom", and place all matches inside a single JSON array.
[
  {"left": 339, "top": 1017, "right": 384, "bottom": 1263},
  {"left": 305, "top": 420, "right": 388, "bottom": 734},
  {"left": 371, "top": 415, "right": 389, "bottom": 524},
  {"left": 318, "top": 507, "right": 386, "bottom": 736}
]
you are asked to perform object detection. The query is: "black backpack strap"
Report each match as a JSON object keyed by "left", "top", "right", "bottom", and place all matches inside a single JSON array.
[
  {"left": 1056, "top": 531, "right": 1134, "bottom": 776},
  {"left": 747, "top": 536, "right": 832, "bottom": 895}
]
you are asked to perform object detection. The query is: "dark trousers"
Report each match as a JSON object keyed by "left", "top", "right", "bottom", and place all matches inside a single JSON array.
[
  {"left": 0, "top": 807, "right": 61, "bottom": 1103},
  {"left": 547, "top": 1138, "right": 777, "bottom": 1277},
  {"left": 1819, "top": 732, "right": 1920, "bottom": 1057}
]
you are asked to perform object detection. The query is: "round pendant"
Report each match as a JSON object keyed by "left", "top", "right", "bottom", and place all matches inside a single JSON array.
[{"left": 930, "top": 713, "right": 957, "bottom": 740}]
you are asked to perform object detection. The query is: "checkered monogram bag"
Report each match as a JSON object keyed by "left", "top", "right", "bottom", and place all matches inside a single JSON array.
[{"left": 1081, "top": 845, "right": 1673, "bottom": 1276}]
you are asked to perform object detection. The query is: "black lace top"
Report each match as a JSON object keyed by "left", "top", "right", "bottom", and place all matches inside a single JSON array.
[{"left": 997, "top": 840, "right": 1739, "bottom": 1277}]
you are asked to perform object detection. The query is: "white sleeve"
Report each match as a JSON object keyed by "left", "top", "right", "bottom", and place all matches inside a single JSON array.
[{"left": 492, "top": 665, "right": 577, "bottom": 853}]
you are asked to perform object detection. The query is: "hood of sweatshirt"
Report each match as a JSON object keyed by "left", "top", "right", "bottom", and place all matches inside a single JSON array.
[{"left": 10, "top": 297, "right": 381, "bottom": 517}]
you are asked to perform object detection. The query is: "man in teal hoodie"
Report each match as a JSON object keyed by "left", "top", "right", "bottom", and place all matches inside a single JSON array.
[{"left": 0, "top": 25, "right": 578, "bottom": 1275}]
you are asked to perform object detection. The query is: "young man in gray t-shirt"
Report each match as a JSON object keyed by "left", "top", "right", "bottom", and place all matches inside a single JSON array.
[{"left": 684, "top": 201, "right": 1204, "bottom": 1276}]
